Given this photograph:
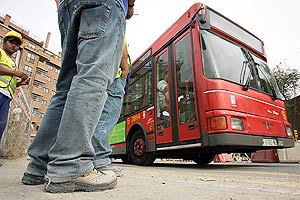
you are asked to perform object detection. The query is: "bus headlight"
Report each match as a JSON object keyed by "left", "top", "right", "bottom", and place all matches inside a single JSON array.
[
  {"left": 286, "top": 126, "right": 293, "bottom": 137},
  {"left": 231, "top": 117, "right": 244, "bottom": 131}
]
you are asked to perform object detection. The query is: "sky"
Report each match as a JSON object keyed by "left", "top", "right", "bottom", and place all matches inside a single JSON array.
[{"left": 0, "top": 0, "right": 299, "bottom": 70}]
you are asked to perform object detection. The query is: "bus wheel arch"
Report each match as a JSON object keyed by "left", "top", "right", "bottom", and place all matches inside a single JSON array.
[{"left": 127, "top": 125, "right": 155, "bottom": 166}]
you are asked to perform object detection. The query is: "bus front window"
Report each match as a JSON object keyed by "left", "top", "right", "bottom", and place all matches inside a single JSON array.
[{"left": 201, "top": 31, "right": 284, "bottom": 100}]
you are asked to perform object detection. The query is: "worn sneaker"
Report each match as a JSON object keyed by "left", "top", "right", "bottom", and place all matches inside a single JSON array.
[
  {"left": 44, "top": 170, "right": 117, "bottom": 193},
  {"left": 21, "top": 172, "right": 45, "bottom": 185},
  {"left": 97, "top": 164, "right": 124, "bottom": 177}
]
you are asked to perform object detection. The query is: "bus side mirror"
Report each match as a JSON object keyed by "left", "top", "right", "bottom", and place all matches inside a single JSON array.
[{"left": 197, "top": 14, "right": 210, "bottom": 30}]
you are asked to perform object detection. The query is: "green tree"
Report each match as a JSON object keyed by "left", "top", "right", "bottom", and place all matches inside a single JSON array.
[
  {"left": 272, "top": 61, "right": 300, "bottom": 130},
  {"left": 272, "top": 62, "right": 300, "bottom": 100}
]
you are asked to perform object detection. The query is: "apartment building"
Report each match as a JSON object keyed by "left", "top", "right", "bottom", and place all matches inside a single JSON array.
[{"left": 0, "top": 14, "right": 61, "bottom": 141}]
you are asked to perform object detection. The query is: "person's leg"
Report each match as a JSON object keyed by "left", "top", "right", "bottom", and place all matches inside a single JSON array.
[
  {"left": 0, "top": 93, "right": 10, "bottom": 140},
  {"left": 22, "top": 69, "right": 76, "bottom": 184},
  {"left": 46, "top": 0, "right": 125, "bottom": 184},
  {"left": 22, "top": 0, "right": 76, "bottom": 184},
  {"left": 92, "top": 77, "right": 126, "bottom": 175}
]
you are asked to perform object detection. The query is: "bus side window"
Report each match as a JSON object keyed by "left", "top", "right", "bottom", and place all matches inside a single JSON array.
[
  {"left": 156, "top": 53, "right": 170, "bottom": 129},
  {"left": 121, "top": 61, "right": 153, "bottom": 118}
]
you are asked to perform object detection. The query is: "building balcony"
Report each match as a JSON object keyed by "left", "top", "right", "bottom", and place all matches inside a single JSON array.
[
  {"left": 32, "top": 85, "right": 44, "bottom": 94},
  {"left": 34, "top": 73, "right": 46, "bottom": 83}
]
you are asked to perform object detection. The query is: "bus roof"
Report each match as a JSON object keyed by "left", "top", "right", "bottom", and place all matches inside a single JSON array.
[{"left": 132, "top": 2, "right": 265, "bottom": 68}]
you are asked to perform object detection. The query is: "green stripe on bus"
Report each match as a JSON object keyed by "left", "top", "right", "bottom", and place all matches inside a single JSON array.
[{"left": 109, "top": 121, "right": 126, "bottom": 144}]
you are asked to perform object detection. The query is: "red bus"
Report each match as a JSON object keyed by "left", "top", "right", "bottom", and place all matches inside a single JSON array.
[{"left": 108, "top": 2, "right": 295, "bottom": 165}]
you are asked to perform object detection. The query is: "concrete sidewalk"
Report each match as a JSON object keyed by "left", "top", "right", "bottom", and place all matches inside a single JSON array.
[
  {"left": 0, "top": 157, "right": 135, "bottom": 200},
  {"left": 1, "top": 157, "right": 300, "bottom": 200}
]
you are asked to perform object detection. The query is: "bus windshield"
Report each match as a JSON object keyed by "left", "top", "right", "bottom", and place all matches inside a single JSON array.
[{"left": 201, "top": 30, "right": 284, "bottom": 100}]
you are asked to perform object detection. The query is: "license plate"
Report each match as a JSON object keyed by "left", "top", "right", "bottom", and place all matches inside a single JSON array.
[{"left": 262, "top": 139, "right": 278, "bottom": 146}]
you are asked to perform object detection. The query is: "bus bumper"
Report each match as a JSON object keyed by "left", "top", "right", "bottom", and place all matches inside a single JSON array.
[{"left": 209, "top": 133, "right": 295, "bottom": 149}]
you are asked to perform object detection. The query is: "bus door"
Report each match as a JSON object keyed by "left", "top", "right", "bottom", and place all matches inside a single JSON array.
[
  {"left": 155, "top": 32, "right": 200, "bottom": 145},
  {"left": 155, "top": 50, "right": 173, "bottom": 144},
  {"left": 173, "top": 32, "right": 200, "bottom": 141}
]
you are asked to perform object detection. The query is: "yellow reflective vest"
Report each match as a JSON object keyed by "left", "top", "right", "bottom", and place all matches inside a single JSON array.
[
  {"left": 0, "top": 48, "right": 17, "bottom": 99},
  {"left": 115, "top": 38, "right": 132, "bottom": 78}
]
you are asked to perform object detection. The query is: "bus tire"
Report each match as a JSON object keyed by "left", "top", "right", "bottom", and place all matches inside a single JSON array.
[
  {"left": 129, "top": 130, "right": 155, "bottom": 166},
  {"left": 192, "top": 153, "right": 215, "bottom": 165}
]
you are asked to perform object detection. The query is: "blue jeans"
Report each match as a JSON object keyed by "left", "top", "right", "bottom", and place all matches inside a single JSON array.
[
  {"left": 92, "top": 77, "right": 126, "bottom": 168},
  {"left": 0, "top": 93, "right": 11, "bottom": 140},
  {"left": 25, "top": 0, "right": 125, "bottom": 183}
]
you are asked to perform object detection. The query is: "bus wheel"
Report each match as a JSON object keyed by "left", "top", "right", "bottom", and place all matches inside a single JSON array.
[
  {"left": 129, "top": 130, "right": 155, "bottom": 166},
  {"left": 192, "top": 153, "right": 215, "bottom": 165}
]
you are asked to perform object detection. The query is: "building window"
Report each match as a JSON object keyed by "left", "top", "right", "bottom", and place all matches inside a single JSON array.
[
  {"left": 53, "top": 79, "right": 57, "bottom": 84},
  {"left": 44, "top": 88, "right": 49, "bottom": 94},
  {"left": 33, "top": 80, "right": 44, "bottom": 88},
  {"left": 28, "top": 42, "right": 36, "bottom": 49},
  {"left": 36, "top": 67, "right": 47, "bottom": 76},
  {"left": 32, "top": 93, "right": 43, "bottom": 102},
  {"left": 52, "top": 90, "right": 56, "bottom": 95},
  {"left": 42, "top": 100, "right": 47, "bottom": 106},
  {"left": 32, "top": 107, "right": 41, "bottom": 115},
  {"left": 45, "top": 76, "right": 51, "bottom": 82},
  {"left": 55, "top": 68, "right": 60, "bottom": 73},
  {"left": 26, "top": 52, "right": 35, "bottom": 63},
  {"left": 24, "top": 65, "right": 33, "bottom": 75},
  {"left": 48, "top": 65, "right": 53, "bottom": 71}
]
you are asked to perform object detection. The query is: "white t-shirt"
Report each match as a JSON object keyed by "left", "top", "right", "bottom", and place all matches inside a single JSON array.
[{"left": 157, "top": 80, "right": 168, "bottom": 111}]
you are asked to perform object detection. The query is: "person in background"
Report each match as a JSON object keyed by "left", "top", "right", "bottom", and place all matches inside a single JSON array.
[
  {"left": 157, "top": 69, "right": 169, "bottom": 114},
  {"left": 21, "top": 0, "right": 136, "bottom": 193},
  {"left": 92, "top": 38, "right": 131, "bottom": 177},
  {"left": 0, "top": 31, "right": 30, "bottom": 144}
]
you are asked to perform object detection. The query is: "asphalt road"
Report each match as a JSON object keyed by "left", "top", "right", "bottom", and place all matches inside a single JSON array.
[{"left": 0, "top": 158, "right": 299, "bottom": 200}]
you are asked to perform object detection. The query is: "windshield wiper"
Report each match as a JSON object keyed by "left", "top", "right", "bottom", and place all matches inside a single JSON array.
[
  {"left": 239, "top": 60, "right": 251, "bottom": 91},
  {"left": 240, "top": 48, "right": 257, "bottom": 91}
]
